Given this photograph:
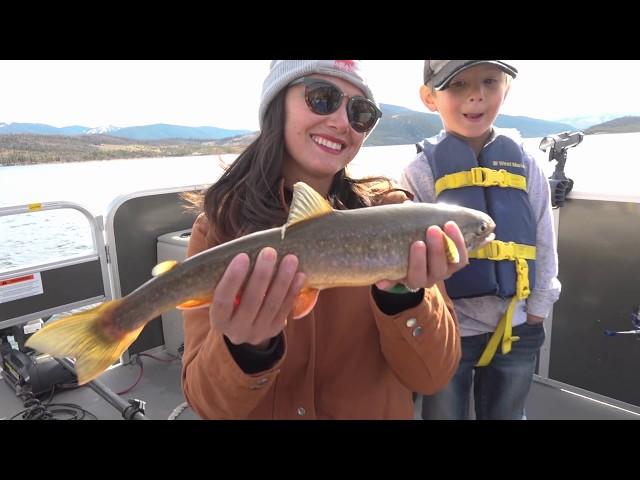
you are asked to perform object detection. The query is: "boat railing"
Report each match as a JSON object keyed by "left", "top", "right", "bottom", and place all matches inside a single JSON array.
[{"left": 0, "top": 201, "right": 111, "bottom": 331}]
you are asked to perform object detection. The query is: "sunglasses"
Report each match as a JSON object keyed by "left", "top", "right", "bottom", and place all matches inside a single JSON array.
[{"left": 290, "top": 77, "right": 382, "bottom": 133}]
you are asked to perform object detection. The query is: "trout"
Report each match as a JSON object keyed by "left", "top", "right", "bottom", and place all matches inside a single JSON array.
[{"left": 26, "top": 182, "right": 495, "bottom": 384}]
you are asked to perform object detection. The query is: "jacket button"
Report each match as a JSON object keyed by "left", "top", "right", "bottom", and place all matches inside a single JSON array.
[
  {"left": 250, "top": 377, "right": 269, "bottom": 389},
  {"left": 297, "top": 407, "right": 306, "bottom": 416},
  {"left": 250, "top": 377, "right": 272, "bottom": 390},
  {"left": 406, "top": 318, "right": 417, "bottom": 328},
  {"left": 412, "top": 326, "right": 423, "bottom": 337}
]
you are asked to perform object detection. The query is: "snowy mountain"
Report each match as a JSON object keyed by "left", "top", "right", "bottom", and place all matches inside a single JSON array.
[
  {"left": 0, "top": 122, "right": 250, "bottom": 140},
  {"left": 85, "top": 125, "right": 120, "bottom": 135}
]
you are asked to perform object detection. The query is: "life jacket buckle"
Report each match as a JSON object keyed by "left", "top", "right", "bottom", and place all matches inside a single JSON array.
[
  {"left": 470, "top": 167, "right": 487, "bottom": 185},
  {"left": 470, "top": 167, "right": 509, "bottom": 188},
  {"left": 488, "top": 240, "right": 516, "bottom": 261}
]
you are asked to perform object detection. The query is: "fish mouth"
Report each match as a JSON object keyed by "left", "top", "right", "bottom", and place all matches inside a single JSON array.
[
  {"left": 465, "top": 221, "right": 496, "bottom": 251},
  {"left": 473, "top": 232, "right": 495, "bottom": 251}
]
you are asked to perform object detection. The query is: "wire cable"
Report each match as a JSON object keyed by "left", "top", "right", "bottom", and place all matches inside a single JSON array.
[
  {"left": 114, "top": 351, "right": 180, "bottom": 395},
  {"left": 9, "top": 384, "right": 97, "bottom": 420},
  {"left": 115, "top": 361, "right": 144, "bottom": 395},
  {"left": 139, "top": 352, "right": 178, "bottom": 363}
]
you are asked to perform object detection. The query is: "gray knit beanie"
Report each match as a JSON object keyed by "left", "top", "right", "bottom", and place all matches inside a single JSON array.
[{"left": 258, "top": 60, "right": 376, "bottom": 130}]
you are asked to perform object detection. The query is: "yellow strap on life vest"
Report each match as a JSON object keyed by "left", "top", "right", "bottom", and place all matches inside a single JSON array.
[
  {"left": 472, "top": 244, "right": 535, "bottom": 367},
  {"left": 475, "top": 295, "right": 521, "bottom": 367},
  {"left": 469, "top": 241, "right": 536, "bottom": 262},
  {"left": 434, "top": 167, "right": 527, "bottom": 197},
  {"left": 514, "top": 257, "right": 531, "bottom": 300}
]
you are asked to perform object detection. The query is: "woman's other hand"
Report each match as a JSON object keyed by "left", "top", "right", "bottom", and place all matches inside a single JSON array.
[{"left": 376, "top": 221, "right": 469, "bottom": 292}]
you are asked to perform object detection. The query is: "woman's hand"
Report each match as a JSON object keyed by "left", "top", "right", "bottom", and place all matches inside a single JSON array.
[
  {"left": 209, "top": 247, "right": 306, "bottom": 348},
  {"left": 376, "top": 221, "right": 469, "bottom": 292}
]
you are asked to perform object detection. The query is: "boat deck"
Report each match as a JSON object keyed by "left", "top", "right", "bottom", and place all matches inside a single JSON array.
[
  {"left": 0, "top": 350, "right": 198, "bottom": 420},
  {"left": 3, "top": 352, "right": 639, "bottom": 420},
  {"left": 3, "top": 182, "right": 640, "bottom": 421}
]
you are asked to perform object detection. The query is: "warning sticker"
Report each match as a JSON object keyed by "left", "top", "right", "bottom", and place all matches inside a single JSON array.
[{"left": 0, "top": 273, "right": 44, "bottom": 303}]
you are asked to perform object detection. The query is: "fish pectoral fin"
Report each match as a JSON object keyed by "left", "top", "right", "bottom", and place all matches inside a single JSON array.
[
  {"left": 442, "top": 233, "right": 460, "bottom": 264},
  {"left": 291, "top": 288, "right": 320, "bottom": 319},
  {"left": 176, "top": 296, "right": 212, "bottom": 310},
  {"left": 152, "top": 260, "right": 178, "bottom": 277}
]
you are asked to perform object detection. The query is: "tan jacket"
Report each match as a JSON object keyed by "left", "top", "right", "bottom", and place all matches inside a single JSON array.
[{"left": 181, "top": 192, "right": 460, "bottom": 419}]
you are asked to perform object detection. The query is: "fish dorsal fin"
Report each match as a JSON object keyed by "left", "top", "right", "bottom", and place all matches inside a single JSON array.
[
  {"left": 282, "top": 182, "right": 334, "bottom": 239},
  {"left": 151, "top": 260, "right": 178, "bottom": 277}
]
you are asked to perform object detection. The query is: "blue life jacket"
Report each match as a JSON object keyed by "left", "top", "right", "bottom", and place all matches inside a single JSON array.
[{"left": 425, "top": 132, "right": 536, "bottom": 300}]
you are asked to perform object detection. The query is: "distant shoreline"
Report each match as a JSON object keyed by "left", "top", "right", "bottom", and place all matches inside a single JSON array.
[
  {"left": 0, "top": 133, "right": 250, "bottom": 166},
  {"left": 3, "top": 125, "right": 638, "bottom": 166},
  {"left": 0, "top": 151, "right": 238, "bottom": 167}
]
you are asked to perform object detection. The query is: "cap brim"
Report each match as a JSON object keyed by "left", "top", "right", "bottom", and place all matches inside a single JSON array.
[{"left": 434, "top": 61, "right": 518, "bottom": 90}]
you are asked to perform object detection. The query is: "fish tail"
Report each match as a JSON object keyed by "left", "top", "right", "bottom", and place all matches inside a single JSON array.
[{"left": 25, "top": 299, "right": 144, "bottom": 385}]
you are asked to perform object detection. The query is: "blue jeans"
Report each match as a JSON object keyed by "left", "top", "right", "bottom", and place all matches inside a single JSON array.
[{"left": 421, "top": 322, "right": 545, "bottom": 420}]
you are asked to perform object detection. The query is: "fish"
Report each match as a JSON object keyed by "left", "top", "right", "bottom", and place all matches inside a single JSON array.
[{"left": 26, "top": 181, "right": 495, "bottom": 385}]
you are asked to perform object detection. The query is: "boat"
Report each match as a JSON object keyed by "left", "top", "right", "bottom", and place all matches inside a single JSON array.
[{"left": 2, "top": 133, "right": 640, "bottom": 420}]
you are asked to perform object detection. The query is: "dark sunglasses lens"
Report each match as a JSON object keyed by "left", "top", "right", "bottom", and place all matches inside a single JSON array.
[
  {"left": 348, "top": 99, "right": 380, "bottom": 133},
  {"left": 305, "top": 84, "right": 343, "bottom": 115}
]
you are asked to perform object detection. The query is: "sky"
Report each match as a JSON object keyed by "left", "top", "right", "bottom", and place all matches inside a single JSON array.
[{"left": 1, "top": 60, "right": 639, "bottom": 131}]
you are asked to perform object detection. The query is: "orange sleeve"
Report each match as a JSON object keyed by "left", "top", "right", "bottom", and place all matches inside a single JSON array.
[
  {"left": 370, "top": 188, "right": 461, "bottom": 394},
  {"left": 180, "top": 214, "right": 284, "bottom": 419},
  {"left": 372, "top": 281, "right": 460, "bottom": 395}
]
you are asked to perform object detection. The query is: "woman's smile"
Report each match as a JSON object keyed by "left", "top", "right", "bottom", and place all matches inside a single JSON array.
[{"left": 311, "top": 134, "right": 345, "bottom": 153}]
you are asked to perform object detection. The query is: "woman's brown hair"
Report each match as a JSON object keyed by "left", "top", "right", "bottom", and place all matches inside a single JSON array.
[{"left": 188, "top": 88, "right": 400, "bottom": 245}]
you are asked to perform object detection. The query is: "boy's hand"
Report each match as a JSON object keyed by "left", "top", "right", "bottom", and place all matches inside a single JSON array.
[{"left": 526, "top": 314, "right": 545, "bottom": 325}]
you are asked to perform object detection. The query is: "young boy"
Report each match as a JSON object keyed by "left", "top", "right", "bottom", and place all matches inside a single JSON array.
[{"left": 399, "top": 60, "right": 561, "bottom": 420}]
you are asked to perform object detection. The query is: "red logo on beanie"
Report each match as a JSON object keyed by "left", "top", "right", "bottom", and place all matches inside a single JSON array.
[{"left": 334, "top": 60, "right": 357, "bottom": 72}]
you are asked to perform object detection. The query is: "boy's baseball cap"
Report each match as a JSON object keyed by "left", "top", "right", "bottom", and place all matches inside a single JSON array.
[{"left": 424, "top": 60, "right": 518, "bottom": 90}]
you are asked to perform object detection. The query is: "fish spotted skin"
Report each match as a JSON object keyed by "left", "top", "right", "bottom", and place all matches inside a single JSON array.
[{"left": 26, "top": 182, "right": 494, "bottom": 384}]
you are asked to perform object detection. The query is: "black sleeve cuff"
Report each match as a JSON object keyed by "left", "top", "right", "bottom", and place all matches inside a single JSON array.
[
  {"left": 224, "top": 334, "right": 284, "bottom": 374},
  {"left": 372, "top": 285, "right": 424, "bottom": 315}
]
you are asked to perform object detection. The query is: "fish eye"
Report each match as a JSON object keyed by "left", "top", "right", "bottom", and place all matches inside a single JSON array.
[{"left": 479, "top": 223, "right": 487, "bottom": 233}]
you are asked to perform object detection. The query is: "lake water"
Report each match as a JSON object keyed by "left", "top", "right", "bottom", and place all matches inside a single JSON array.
[
  {"left": 0, "top": 144, "right": 423, "bottom": 272},
  {"left": 2, "top": 133, "right": 639, "bottom": 273}
]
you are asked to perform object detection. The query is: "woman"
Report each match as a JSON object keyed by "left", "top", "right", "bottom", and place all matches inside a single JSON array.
[{"left": 181, "top": 60, "right": 465, "bottom": 419}]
